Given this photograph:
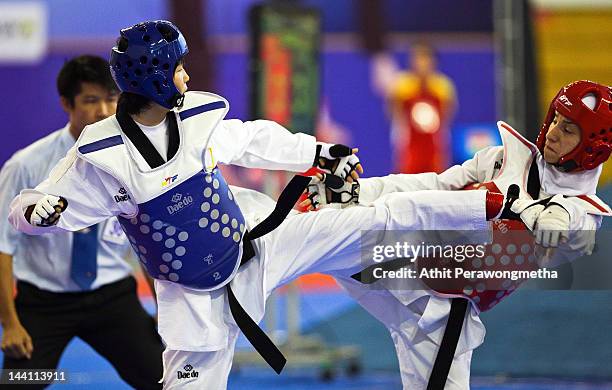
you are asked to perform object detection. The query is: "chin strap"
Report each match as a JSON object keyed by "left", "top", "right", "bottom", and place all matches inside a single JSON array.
[{"left": 168, "top": 93, "right": 185, "bottom": 109}]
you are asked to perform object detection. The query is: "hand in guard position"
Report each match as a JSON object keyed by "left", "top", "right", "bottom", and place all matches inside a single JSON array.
[
  {"left": 25, "top": 195, "right": 68, "bottom": 227},
  {"left": 314, "top": 142, "right": 363, "bottom": 183},
  {"left": 299, "top": 177, "right": 360, "bottom": 211},
  {"left": 510, "top": 194, "right": 570, "bottom": 247}
]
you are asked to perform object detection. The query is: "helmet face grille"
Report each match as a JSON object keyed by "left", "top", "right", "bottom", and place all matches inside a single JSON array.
[{"left": 109, "top": 20, "right": 188, "bottom": 109}]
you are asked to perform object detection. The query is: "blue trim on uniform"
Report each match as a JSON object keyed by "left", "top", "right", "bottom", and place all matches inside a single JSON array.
[
  {"left": 78, "top": 135, "right": 124, "bottom": 154},
  {"left": 179, "top": 101, "right": 226, "bottom": 121}
]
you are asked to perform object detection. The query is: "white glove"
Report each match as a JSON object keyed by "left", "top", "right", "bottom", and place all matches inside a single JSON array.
[
  {"left": 534, "top": 203, "right": 570, "bottom": 248},
  {"left": 305, "top": 180, "right": 324, "bottom": 209},
  {"left": 332, "top": 154, "right": 361, "bottom": 181},
  {"left": 304, "top": 177, "right": 360, "bottom": 210},
  {"left": 28, "top": 195, "right": 66, "bottom": 227},
  {"left": 315, "top": 142, "right": 361, "bottom": 182},
  {"left": 317, "top": 142, "right": 352, "bottom": 160},
  {"left": 510, "top": 198, "right": 547, "bottom": 230},
  {"left": 510, "top": 196, "right": 570, "bottom": 248}
]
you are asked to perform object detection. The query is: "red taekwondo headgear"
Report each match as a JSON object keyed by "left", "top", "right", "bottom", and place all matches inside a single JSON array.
[{"left": 536, "top": 80, "right": 612, "bottom": 172}]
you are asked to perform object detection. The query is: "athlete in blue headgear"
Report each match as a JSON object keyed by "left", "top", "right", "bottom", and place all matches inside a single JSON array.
[
  {"left": 9, "top": 20, "right": 510, "bottom": 389},
  {"left": 110, "top": 20, "right": 189, "bottom": 110}
]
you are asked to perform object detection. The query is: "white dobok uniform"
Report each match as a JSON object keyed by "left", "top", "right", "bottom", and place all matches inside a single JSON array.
[
  {"left": 335, "top": 121, "right": 611, "bottom": 390},
  {"left": 8, "top": 92, "right": 490, "bottom": 389}
]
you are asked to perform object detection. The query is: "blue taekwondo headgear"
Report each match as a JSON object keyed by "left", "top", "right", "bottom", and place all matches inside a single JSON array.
[{"left": 110, "top": 20, "right": 189, "bottom": 109}]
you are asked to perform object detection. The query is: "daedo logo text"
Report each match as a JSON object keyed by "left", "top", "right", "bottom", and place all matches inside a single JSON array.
[
  {"left": 114, "top": 187, "right": 131, "bottom": 203},
  {"left": 177, "top": 364, "right": 199, "bottom": 380},
  {"left": 167, "top": 193, "right": 193, "bottom": 215}
]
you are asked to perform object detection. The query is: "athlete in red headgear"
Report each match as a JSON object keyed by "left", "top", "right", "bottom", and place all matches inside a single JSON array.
[
  {"left": 536, "top": 80, "right": 612, "bottom": 172},
  {"left": 303, "top": 80, "right": 612, "bottom": 390}
]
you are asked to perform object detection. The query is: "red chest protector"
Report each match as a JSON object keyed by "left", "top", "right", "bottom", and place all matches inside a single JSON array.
[{"left": 420, "top": 182, "right": 538, "bottom": 312}]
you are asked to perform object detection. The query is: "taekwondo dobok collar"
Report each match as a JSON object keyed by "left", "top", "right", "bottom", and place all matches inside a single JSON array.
[
  {"left": 495, "top": 121, "right": 602, "bottom": 197},
  {"left": 539, "top": 156, "right": 602, "bottom": 196}
]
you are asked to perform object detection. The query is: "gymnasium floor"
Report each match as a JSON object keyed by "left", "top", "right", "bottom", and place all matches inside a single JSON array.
[{"left": 1, "top": 291, "right": 611, "bottom": 389}]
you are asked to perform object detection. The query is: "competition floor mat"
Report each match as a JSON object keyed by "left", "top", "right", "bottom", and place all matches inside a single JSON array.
[{"left": 1, "top": 291, "right": 612, "bottom": 389}]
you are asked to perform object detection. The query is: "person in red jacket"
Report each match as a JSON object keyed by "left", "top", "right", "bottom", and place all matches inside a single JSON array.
[{"left": 373, "top": 42, "right": 457, "bottom": 173}]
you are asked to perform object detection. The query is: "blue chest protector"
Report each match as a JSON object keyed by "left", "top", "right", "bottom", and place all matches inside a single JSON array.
[{"left": 118, "top": 169, "right": 245, "bottom": 290}]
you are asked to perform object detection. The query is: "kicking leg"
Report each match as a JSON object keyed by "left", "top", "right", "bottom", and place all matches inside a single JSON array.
[{"left": 260, "top": 189, "right": 488, "bottom": 292}]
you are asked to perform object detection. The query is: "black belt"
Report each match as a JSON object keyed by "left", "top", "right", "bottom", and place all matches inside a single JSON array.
[
  {"left": 426, "top": 298, "right": 468, "bottom": 390},
  {"left": 226, "top": 175, "right": 312, "bottom": 374}
]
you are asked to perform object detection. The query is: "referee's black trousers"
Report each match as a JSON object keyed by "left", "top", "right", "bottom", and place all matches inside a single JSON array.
[{"left": 2, "top": 277, "right": 163, "bottom": 389}]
